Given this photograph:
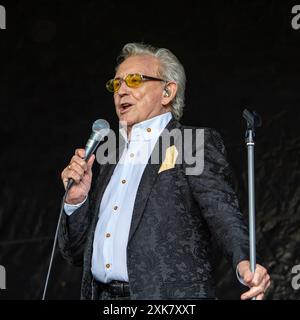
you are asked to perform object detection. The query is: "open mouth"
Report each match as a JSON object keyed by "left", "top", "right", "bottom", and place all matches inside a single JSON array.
[{"left": 120, "top": 102, "right": 133, "bottom": 114}]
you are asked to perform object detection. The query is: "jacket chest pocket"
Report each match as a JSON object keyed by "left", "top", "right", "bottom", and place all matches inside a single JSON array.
[{"left": 155, "top": 166, "right": 191, "bottom": 213}]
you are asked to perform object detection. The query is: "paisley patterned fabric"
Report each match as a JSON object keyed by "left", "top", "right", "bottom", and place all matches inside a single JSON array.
[{"left": 58, "top": 118, "right": 249, "bottom": 299}]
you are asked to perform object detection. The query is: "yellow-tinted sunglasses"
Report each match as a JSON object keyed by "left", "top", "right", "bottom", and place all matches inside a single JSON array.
[{"left": 106, "top": 73, "right": 166, "bottom": 93}]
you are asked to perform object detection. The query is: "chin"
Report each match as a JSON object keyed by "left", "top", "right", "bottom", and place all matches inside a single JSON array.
[{"left": 118, "top": 114, "right": 136, "bottom": 127}]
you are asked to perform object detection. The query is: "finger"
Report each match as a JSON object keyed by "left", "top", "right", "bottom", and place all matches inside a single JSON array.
[
  {"left": 75, "top": 148, "right": 85, "bottom": 159},
  {"left": 247, "top": 274, "right": 269, "bottom": 300},
  {"left": 258, "top": 275, "right": 270, "bottom": 295},
  {"left": 68, "top": 162, "right": 85, "bottom": 177},
  {"left": 243, "top": 270, "right": 254, "bottom": 285},
  {"left": 238, "top": 261, "right": 251, "bottom": 281},
  {"left": 70, "top": 155, "right": 88, "bottom": 171},
  {"left": 67, "top": 170, "right": 82, "bottom": 184},
  {"left": 251, "top": 265, "right": 267, "bottom": 286},
  {"left": 256, "top": 293, "right": 264, "bottom": 300},
  {"left": 238, "top": 262, "right": 254, "bottom": 285},
  {"left": 61, "top": 169, "right": 69, "bottom": 188},
  {"left": 241, "top": 284, "right": 265, "bottom": 300},
  {"left": 87, "top": 154, "right": 95, "bottom": 172},
  {"left": 260, "top": 275, "right": 270, "bottom": 293}
]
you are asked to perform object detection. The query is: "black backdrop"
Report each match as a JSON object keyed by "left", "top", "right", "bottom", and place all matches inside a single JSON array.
[{"left": 0, "top": 0, "right": 299, "bottom": 300}]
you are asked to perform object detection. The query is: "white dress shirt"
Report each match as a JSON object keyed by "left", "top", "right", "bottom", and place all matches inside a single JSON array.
[{"left": 64, "top": 112, "right": 172, "bottom": 283}]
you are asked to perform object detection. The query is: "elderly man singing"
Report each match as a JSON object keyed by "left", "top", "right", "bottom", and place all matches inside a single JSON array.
[{"left": 59, "top": 42, "right": 270, "bottom": 300}]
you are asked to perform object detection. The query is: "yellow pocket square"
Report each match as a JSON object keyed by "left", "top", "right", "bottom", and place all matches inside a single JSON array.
[{"left": 158, "top": 145, "right": 178, "bottom": 174}]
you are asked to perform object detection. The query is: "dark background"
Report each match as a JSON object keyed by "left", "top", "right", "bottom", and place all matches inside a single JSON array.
[{"left": 0, "top": 0, "right": 299, "bottom": 300}]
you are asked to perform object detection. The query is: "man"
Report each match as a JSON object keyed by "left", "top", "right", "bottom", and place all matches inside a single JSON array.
[{"left": 59, "top": 42, "right": 270, "bottom": 300}]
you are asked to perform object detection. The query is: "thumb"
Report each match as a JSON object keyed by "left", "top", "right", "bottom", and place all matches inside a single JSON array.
[
  {"left": 87, "top": 154, "right": 95, "bottom": 172},
  {"left": 238, "top": 261, "right": 254, "bottom": 284}
]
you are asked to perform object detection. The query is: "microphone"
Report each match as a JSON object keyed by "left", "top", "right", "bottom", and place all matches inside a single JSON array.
[{"left": 66, "top": 119, "right": 110, "bottom": 190}]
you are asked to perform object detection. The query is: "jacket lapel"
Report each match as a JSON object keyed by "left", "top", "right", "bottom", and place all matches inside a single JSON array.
[{"left": 128, "top": 117, "right": 180, "bottom": 243}]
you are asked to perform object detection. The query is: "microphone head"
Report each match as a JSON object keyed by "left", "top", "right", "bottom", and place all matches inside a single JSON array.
[{"left": 92, "top": 119, "right": 110, "bottom": 140}]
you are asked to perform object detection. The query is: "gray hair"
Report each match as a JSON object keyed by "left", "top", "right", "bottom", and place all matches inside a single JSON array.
[{"left": 116, "top": 43, "right": 186, "bottom": 120}]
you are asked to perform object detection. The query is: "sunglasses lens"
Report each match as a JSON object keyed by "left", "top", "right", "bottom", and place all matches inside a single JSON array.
[
  {"left": 106, "top": 79, "right": 122, "bottom": 93},
  {"left": 126, "top": 74, "right": 143, "bottom": 88},
  {"left": 113, "top": 79, "right": 121, "bottom": 92},
  {"left": 106, "top": 79, "right": 115, "bottom": 92}
]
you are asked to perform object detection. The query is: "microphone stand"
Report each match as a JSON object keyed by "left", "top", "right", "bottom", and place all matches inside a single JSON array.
[{"left": 242, "top": 109, "right": 262, "bottom": 301}]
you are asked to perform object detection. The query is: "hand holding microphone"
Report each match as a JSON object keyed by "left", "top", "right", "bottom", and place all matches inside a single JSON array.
[
  {"left": 61, "top": 149, "right": 95, "bottom": 205},
  {"left": 61, "top": 119, "right": 110, "bottom": 205}
]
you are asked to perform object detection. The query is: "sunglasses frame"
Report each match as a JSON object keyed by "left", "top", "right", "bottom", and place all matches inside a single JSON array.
[{"left": 106, "top": 73, "right": 166, "bottom": 93}]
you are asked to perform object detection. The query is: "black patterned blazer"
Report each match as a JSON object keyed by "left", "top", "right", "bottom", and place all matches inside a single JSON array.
[{"left": 58, "top": 117, "right": 249, "bottom": 299}]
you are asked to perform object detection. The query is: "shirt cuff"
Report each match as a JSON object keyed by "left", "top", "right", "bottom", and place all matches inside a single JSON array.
[
  {"left": 236, "top": 265, "right": 248, "bottom": 286},
  {"left": 64, "top": 196, "right": 87, "bottom": 216}
]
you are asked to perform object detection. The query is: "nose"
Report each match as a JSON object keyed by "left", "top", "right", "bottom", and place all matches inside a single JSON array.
[{"left": 117, "top": 79, "right": 130, "bottom": 96}]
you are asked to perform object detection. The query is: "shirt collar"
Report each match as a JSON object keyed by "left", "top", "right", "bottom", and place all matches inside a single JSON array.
[{"left": 119, "top": 112, "right": 172, "bottom": 143}]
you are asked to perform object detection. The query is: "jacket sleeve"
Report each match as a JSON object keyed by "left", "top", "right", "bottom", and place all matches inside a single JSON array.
[
  {"left": 58, "top": 197, "right": 91, "bottom": 267},
  {"left": 186, "top": 128, "right": 250, "bottom": 270}
]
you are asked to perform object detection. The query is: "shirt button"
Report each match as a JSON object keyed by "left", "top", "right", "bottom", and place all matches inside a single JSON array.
[
  {"left": 106, "top": 233, "right": 111, "bottom": 238},
  {"left": 105, "top": 263, "right": 111, "bottom": 269},
  {"left": 121, "top": 179, "right": 126, "bottom": 184},
  {"left": 130, "top": 153, "right": 134, "bottom": 158},
  {"left": 147, "top": 127, "right": 151, "bottom": 133},
  {"left": 113, "top": 205, "right": 118, "bottom": 211}
]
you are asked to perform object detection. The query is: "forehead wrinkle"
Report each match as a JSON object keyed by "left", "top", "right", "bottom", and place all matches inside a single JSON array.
[{"left": 116, "top": 55, "right": 161, "bottom": 78}]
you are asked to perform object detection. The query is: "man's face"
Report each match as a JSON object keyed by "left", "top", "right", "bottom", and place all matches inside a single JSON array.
[{"left": 114, "top": 55, "right": 169, "bottom": 128}]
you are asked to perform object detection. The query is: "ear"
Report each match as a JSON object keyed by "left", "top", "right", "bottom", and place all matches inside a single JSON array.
[{"left": 161, "top": 82, "right": 178, "bottom": 107}]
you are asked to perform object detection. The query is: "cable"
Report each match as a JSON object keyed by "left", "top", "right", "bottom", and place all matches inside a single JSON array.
[{"left": 42, "top": 189, "right": 68, "bottom": 300}]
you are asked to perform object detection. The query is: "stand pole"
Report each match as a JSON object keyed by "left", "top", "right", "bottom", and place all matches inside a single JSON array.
[
  {"left": 243, "top": 109, "right": 262, "bottom": 301},
  {"left": 246, "top": 129, "right": 256, "bottom": 275}
]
